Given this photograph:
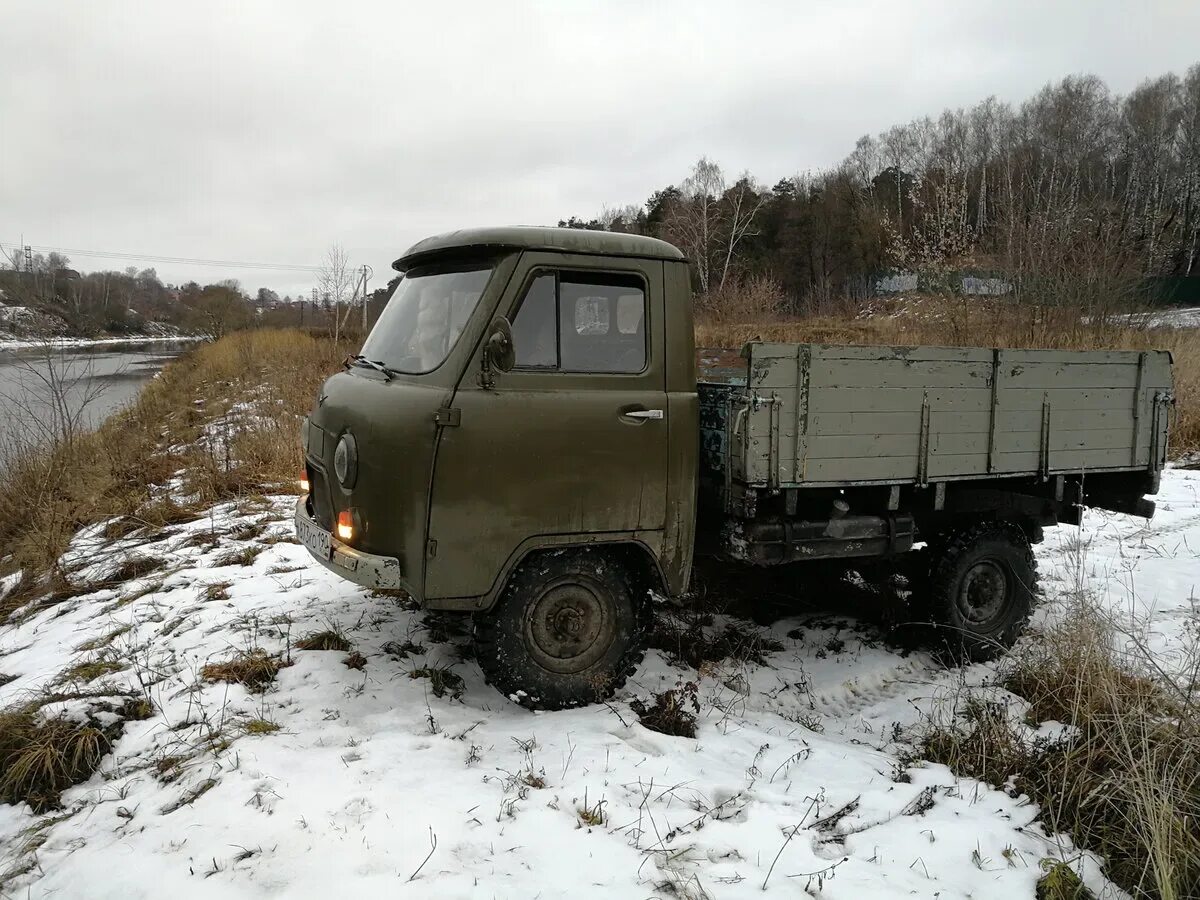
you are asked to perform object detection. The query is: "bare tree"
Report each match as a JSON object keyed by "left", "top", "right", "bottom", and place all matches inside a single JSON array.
[
  {"left": 663, "top": 158, "right": 766, "bottom": 295},
  {"left": 665, "top": 157, "right": 726, "bottom": 293},
  {"left": 0, "top": 342, "right": 112, "bottom": 454},
  {"left": 716, "top": 174, "right": 767, "bottom": 290},
  {"left": 318, "top": 244, "right": 357, "bottom": 343},
  {"left": 598, "top": 203, "right": 645, "bottom": 233}
]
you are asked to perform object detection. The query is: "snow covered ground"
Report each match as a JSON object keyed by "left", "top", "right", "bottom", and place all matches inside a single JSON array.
[
  {"left": 0, "top": 470, "right": 1197, "bottom": 899},
  {"left": 0, "top": 335, "right": 203, "bottom": 353},
  {"left": 1105, "top": 306, "right": 1200, "bottom": 330}
]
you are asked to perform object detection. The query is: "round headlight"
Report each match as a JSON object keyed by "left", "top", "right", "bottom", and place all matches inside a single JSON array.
[{"left": 333, "top": 433, "right": 357, "bottom": 488}]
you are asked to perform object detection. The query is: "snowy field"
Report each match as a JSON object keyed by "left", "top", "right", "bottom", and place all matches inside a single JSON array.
[
  {"left": 0, "top": 470, "right": 1197, "bottom": 899},
  {"left": 1114, "top": 306, "right": 1200, "bottom": 330}
]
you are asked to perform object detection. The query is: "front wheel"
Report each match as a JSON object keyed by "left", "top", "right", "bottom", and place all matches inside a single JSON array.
[
  {"left": 927, "top": 520, "right": 1038, "bottom": 661},
  {"left": 473, "top": 549, "right": 649, "bottom": 710}
]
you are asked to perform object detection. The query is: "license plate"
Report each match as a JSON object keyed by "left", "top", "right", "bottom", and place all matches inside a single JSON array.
[{"left": 297, "top": 514, "right": 331, "bottom": 560}]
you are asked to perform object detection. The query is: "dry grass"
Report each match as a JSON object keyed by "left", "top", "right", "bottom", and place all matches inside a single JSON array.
[
  {"left": 295, "top": 628, "right": 352, "bottom": 652},
  {"left": 629, "top": 681, "right": 700, "bottom": 738},
  {"left": 696, "top": 300, "right": 1199, "bottom": 456},
  {"left": 913, "top": 603, "right": 1200, "bottom": 899},
  {"left": 0, "top": 710, "right": 110, "bottom": 812},
  {"left": 76, "top": 625, "right": 132, "bottom": 652},
  {"left": 408, "top": 665, "right": 464, "bottom": 699},
  {"left": 695, "top": 274, "right": 788, "bottom": 325},
  {"left": 200, "top": 649, "right": 290, "bottom": 693},
  {"left": 577, "top": 789, "right": 607, "bottom": 827},
  {"left": 0, "top": 328, "right": 345, "bottom": 620},
  {"left": 55, "top": 658, "right": 126, "bottom": 684},
  {"left": 214, "top": 545, "right": 262, "bottom": 568},
  {"left": 650, "top": 611, "right": 784, "bottom": 670},
  {"left": 201, "top": 581, "right": 232, "bottom": 603},
  {"left": 1037, "top": 861, "right": 1095, "bottom": 899}
]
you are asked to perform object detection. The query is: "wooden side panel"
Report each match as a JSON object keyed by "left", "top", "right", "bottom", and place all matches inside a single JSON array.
[{"left": 729, "top": 342, "right": 1174, "bottom": 487}]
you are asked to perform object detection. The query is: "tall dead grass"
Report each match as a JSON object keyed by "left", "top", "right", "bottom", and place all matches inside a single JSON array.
[
  {"left": 913, "top": 599, "right": 1199, "bottom": 899},
  {"left": 694, "top": 275, "right": 789, "bottom": 325},
  {"left": 696, "top": 299, "right": 1199, "bottom": 457},
  {"left": 0, "top": 329, "right": 345, "bottom": 617}
]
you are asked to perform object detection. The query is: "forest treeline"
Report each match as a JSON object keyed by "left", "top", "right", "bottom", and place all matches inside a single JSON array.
[
  {"left": 6, "top": 65, "right": 1199, "bottom": 339},
  {"left": 0, "top": 250, "right": 354, "bottom": 340},
  {"left": 562, "top": 66, "right": 1200, "bottom": 317}
]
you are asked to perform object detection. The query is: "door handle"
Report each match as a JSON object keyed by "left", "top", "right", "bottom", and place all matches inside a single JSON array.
[{"left": 623, "top": 409, "right": 663, "bottom": 420}]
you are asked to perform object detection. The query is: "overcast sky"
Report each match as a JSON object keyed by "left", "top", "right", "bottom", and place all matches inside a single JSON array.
[{"left": 2, "top": 1, "right": 1198, "bottom": 296}]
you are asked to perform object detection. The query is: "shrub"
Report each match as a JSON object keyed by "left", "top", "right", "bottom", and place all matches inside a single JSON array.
[
  {"left": 630, "top": 682, "right": 700, "bottom": 738},
  {"left": 696, "top": 275, "right": 788, "bottom": 324}
]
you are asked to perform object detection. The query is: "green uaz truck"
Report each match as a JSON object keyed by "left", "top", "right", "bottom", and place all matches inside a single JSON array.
[{"left": 296, "top": 227, "right": 1174, "bottom": 709}]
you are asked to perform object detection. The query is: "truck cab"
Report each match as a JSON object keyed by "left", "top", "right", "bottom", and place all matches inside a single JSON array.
[{"left": 298, "top": 227, "right": 698, "bottom": 707}]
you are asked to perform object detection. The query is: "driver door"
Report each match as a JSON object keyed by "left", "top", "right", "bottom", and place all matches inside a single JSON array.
[{"left": 423, "top": 251, "right": 669, "bottom": 602}]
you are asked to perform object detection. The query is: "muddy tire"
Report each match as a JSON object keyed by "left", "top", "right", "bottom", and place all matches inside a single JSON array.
[
  {"left": 473, "top": 549, "right": 649, "bottom": 710},
  {"left": 927, "top": 520, "right": 1038, "bottom": 662}
]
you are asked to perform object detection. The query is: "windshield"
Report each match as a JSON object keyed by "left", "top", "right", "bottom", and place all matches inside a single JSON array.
[{"left": 358, "top": 262, "right": 494, "bottom": 374}]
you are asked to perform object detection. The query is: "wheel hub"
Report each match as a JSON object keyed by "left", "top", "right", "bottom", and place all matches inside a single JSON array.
[
  {"left": 957, "top": 560, "right": 1009, "bottom": 625},
  {"left": 526, "top": 581, "right": 613, "bottom": 674},
  {"left": 552, "top": 606, "right": 584, "bottom": 638}
]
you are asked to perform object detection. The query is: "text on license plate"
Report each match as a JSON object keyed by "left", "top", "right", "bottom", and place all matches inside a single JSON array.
[{"left": 297, "top": 515, "right": 331, "bottom": 559}]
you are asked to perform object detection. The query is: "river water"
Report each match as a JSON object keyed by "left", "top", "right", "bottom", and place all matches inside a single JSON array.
[{"left": 0, "top": 341, "right": 194, "bottom": 465}]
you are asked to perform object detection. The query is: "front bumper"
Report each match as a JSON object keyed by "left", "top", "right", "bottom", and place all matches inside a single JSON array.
[{"left": 294, "top": 496, "right": 408, "bottom": 591}]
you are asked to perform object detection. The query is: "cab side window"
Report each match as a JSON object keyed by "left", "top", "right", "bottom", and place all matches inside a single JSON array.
[
  {"left": 510, "top": 271, "right": 646, "bottom": 374},
  {"left": 511, "top": 274, "right": 557, "bottom": 368}
]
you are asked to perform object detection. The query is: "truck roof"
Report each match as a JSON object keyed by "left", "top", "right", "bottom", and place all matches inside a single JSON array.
[{"left": 394, "top": 226, "right": 685, "bottom": 271}]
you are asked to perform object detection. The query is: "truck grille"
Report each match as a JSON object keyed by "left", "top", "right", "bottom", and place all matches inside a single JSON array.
[{"left": 306, "top": 463, "right": 335, "bottom": 530}]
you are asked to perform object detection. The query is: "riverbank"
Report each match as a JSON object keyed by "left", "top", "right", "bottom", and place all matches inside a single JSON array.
[
  {"left": 0, "top": 329, "right": 345, "bottom": 611},
  {"left": 0, "top": 342, "right": 200, "bottom": 470},
  {"left": 0, "top": 334, "right": 206, "bottom": 353}
]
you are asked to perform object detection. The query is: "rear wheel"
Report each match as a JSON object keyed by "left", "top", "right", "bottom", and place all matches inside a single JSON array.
[
  {"left": 927, "top": 520, "right": 1037, "bottom": 661},
  {"left": 473, "top": 549, "right": 649, "bottom": 710}
]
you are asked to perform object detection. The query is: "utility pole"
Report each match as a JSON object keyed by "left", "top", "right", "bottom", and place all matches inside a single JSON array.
[{"left": 360, "top": 264, "right": 372, "bottom": 330}]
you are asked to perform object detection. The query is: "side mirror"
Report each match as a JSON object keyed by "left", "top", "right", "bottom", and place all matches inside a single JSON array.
[{"left": 484, "top": 317, "right": 516, "bottom": 374}]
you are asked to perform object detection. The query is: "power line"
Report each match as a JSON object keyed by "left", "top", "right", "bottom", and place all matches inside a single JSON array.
[{"left": 0, "top": 241, "right": 324, "bottom": 272}]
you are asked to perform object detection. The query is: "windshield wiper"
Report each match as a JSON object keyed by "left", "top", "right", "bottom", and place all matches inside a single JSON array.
[{"left": 346, "top": 355, "right": 395, "bottom": 380}]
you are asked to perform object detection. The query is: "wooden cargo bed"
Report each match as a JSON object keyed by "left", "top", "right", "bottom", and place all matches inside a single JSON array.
[{"left": 697, "top": 342, "right": 1174, "bottom": 490}]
